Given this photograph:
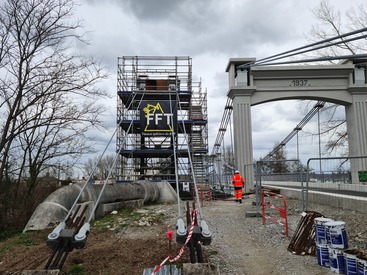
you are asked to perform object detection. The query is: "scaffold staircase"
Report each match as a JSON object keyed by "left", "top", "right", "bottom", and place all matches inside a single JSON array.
[{"left": 189, "top": 88, "right": 209, "bottom": 199}]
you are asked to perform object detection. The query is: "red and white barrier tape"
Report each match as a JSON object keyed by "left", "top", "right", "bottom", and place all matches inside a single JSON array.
[
  {"left": 151, "top": 256, "right": 170, "bottom": 275},
  {"left": 169, "top": 215, "right": 195, "bottom": 263},
  {"left": 151, "top": 209, "right": 197, "bottom": 275}
]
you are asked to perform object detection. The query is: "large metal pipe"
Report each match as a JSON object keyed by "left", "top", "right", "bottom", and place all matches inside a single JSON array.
[{"left": 24, "top": 181, "right": 174, "bottom": 232}]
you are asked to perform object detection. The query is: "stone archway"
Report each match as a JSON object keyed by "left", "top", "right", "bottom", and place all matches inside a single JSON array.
[{"left": 226, "top": 58, "right": 367, "bottom": 185}]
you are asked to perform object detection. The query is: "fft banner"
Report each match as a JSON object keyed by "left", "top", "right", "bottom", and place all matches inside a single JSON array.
[{"left": 140, "top": 101, "right": 177, "bottom": 136}]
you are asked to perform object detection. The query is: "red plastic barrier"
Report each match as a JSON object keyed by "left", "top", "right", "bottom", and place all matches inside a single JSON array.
[
  {"left": 197, "top": 184, "right": 211, "bottom": 205},
  {"left": 262, "top": 190, "right": 288, "bottom": 237}
]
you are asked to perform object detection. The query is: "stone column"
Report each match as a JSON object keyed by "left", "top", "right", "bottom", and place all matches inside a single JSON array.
[
  {"left": 226, "top": 58, "right": 256, "bottom": 188},
  {"left": 228, "top": 89, "right": 255, "bottom": 187},
  {"left": 346, "top": 86, "right": 367, "bottom": 183}
]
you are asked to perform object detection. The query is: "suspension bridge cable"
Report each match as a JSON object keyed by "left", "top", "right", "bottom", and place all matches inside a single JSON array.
[
  {"left": 169, "top": 92, "right": 182, "bottom": 218},
  {"left": 176, "top": 88, "right": 204, "bottom": 219},
  {"left": 261, "top": 101, "right": 325, "bottom": 161},
  {"left": 87, "top": 148, "right": 119, "bottom": 224},
  {"left": 62, "top": 129, "right": 116, "bottom": 223},
  {"left": 251, "top": 53, "right": 367, "bottom": 67},
  {"left": 47, "top": 125, "right": 118, "bottom": 245},
  {"left": 240, "top": 27, "right": 367, "bottom": 68},
  {"left": 56, "top": 85, "right": 142, "bottom": 225},
  {"left": 72, "top": 89, "right": 151, "bottom": 242},
  {"left": 212, "top": 97, "right": 233, "bottom": 155},
  {"left": 229, "top": 111, "right": 234, "bottom": 169},
  {"left": 254, "top": 33, "right": 367, "bottom": 67},
  {"left": 86, "top": 92, "right": 148, "bottom": 223}
]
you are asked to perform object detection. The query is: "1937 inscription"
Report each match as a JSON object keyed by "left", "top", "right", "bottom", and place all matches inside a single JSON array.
[{"left": 290, "top": 80, "right": 310, "bottom": 87}]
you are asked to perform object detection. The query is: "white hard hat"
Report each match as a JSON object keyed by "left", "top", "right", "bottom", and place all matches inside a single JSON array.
[{"left": 235, "top": 170, "right": 239, "bottom": 174}]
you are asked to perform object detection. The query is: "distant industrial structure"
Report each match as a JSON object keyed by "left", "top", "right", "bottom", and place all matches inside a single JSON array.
[{"left": 116, "top": 56, "right": 208, "bottom": 195}]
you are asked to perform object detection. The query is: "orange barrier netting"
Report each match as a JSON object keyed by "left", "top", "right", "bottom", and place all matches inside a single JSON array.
[{"left": 262, "top": 190, "right": 289, "bottom": 237}]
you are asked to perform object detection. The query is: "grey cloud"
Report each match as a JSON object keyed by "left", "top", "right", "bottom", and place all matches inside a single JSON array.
[
  {"left": 115, "top": 0, "right": 217, "bottom": 25},
  {"left": 81, "top": 0, "right": 305, "bottom": 62},
  {"left": 78, "top": 0, "right": 357, "bottom": 162},
  {"left": 118, "top": 0, "right": 187, "bottom": 21}
]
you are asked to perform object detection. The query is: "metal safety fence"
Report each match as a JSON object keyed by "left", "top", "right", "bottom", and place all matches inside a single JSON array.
[
  {"left": 303, "top": 156, "right": 367, "bottom": 212},
  {"left": 256, "top": 157, "right": 367, "bottom": 213}
]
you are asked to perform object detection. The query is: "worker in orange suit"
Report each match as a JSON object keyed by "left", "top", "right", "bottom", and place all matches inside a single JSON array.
[{"left": 232, "top": 170, "right": 245, "bottom": 204}]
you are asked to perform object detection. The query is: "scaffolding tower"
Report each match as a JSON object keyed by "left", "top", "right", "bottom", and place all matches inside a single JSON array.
[{"left": 116, "top": 56, "right": 208, "bottom": 194}]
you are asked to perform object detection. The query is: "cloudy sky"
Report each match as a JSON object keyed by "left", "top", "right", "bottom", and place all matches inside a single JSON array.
[{"left": 75, "top": 0, "right": 365, "bottom": 167}]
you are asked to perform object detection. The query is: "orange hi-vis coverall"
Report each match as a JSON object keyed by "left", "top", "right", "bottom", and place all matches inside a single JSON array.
[{"left": 232, "top": 173, "right": 245, "bottom": 202}]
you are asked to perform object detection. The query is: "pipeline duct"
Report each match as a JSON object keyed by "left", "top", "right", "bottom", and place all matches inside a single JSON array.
[{"left": 24, "top": 181, "right": 175, "bottom": 232}]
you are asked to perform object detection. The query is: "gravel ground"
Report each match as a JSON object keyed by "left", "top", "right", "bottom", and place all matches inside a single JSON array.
[
  {"left": 195, "top": 194, "right": 367, "bottom": 275},
  {"left": 2, "top": 192, "right": 364, "bottom": 274}
]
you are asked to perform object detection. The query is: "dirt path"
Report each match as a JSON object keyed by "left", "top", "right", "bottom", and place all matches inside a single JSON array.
[{"left": 202, "top": 196, "right": 333, "bottom": 275}]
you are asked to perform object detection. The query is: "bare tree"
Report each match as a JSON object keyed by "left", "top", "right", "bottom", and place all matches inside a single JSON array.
[
  {"left": 304, "top": 0, "right": 367, "bottom": 153},
  {"left": 222, "top": 145, "right": 235, "bottom": 174},
  {"left": 83, "top": 154, "right": 117, "bottom": 181},
  {"left": 307, "top": 0, "right": 366, "bottom": 57},
  {"left": 0, "top": 0, "right": 109, "bottom": 228},
  {"left": 261, "top": 143, "right": 290, "bottom": 174}
]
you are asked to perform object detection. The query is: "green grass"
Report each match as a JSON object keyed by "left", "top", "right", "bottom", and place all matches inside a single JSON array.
[
  {"left": 14, "top": 233, "right": 39, "bottom": 246},
  {"left": 0, "top": 232, "right": 41, "bottom": 251},
  {"left": 0, "top": 244, "right": 12, "bottom": 252},
  {"left": 0, "top": 230, "right": 21, "bottom": 242},
  {"left": 67, "top": 264, "right": 85, "bottom": 274}
]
